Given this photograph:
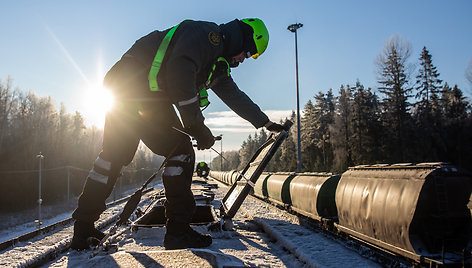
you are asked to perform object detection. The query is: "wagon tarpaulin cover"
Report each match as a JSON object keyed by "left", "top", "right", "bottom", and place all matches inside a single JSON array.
[{"left": 335, "top": 163, "right": 471, "bottom": 259}]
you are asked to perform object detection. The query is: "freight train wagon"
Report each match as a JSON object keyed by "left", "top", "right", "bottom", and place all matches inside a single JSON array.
[
  {"left": 335, "top": 163, "right": 471, "bottom": 264},
  {"left": 209, "top": 162, "right": 471, "bottom": 266}
]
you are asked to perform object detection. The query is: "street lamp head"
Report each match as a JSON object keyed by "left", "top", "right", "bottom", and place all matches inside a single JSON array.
[{"left": 287, "top": 23, "right": 303, "bottom": 33}]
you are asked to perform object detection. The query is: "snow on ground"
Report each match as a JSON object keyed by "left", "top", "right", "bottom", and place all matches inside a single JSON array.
[
  {"left": 0, "top": 177, "right": 382, "bottom": 267},
  {"left": 39, "top": 178, "right": 381, "bottom": 268},
  {"left": 0, "top": 211, "right": 72, "bottom": 244},
  {"left": 0, "top": 200, "right": 125, "bottom": 267},
  {"left": 238, "top": 196, "right": 381, "bottom": 267},
  {"left": 0, "top": 182, "right": 162, "bottom": 245}
]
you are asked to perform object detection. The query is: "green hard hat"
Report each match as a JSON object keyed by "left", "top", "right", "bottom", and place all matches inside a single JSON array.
[{"left": 241, "top": 18, "right": 269, "bottom": 59}]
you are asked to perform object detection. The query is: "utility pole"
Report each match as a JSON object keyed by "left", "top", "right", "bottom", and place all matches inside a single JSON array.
[
  {"left": 221, "top": 137, "right": 223, "bottom": 171},
  {"left": 288, "top": 23, "right": 303, "bottom": 173},
  {"left": 215, "top": 135, "right": 223, "bottom": 170},
  {"left": 209, "top": 150, "right": 212, "bottom": 169},
  {"left": 36, "top": 152, "right": 44, "bottom": 229}
]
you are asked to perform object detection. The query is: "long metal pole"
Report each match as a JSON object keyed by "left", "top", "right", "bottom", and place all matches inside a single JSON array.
[
  {"left": 36, "top": 153, "right": 44, "bottom": 229},
  {"left": 39, "top": 155, "right": 42, "bottom": 226},
  {"left": 294, "top": 29, "right": 302, "bottom": 173},
  {"left": 220, "top": 138, "right": 223, "bottom": 171},
  {"left": 209, "top": 150, "right": 212, "bottom": 169},
  {"left": 288, "top": 23, "right": 303, "bottom": 173}
]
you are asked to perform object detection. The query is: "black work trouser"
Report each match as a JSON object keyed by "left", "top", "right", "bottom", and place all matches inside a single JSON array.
[{"left": 72, "top": 99, "right": 195, "bottom": 225}]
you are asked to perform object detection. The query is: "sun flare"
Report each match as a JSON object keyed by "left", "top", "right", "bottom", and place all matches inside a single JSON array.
[{"left": 82, "top": 84, "right": 115, "bottom": 127}]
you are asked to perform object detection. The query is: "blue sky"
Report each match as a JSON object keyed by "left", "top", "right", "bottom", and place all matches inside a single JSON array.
[{"left": 1, "top": 1, "right": 471, "bottom": 162}]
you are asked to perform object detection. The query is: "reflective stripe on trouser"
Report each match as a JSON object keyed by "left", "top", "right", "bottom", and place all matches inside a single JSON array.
[
  {"left": 72, "top": 175, "right": 119, "bottom": 222},
  {"left": 72, "top": 96, "right": 190, "bottom": 224},
  {"left": 72, "top": 150, "right": 133, "bottom": 223},
  {"left": 72, "top": 155, "right": 124, "bottom": 222},
  {"left": 87, "top": 157, "right": 114, "bottom": 184},
  {"left": 162, "top": 143, "right": 196, "bottom": 228}
]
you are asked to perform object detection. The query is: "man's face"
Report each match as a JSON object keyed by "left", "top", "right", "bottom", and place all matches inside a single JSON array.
[{"left": 230, "top": 51, "right": 250, "bottom": 67}]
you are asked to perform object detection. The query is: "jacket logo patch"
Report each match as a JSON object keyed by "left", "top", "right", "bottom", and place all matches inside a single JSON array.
[{"left": 208, "top": 31, "right": 220, "bottom": 46}]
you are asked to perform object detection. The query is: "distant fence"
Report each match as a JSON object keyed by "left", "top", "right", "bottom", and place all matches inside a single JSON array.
[{"left": 0, "top": 166, "right": 162, "bottom": 212}]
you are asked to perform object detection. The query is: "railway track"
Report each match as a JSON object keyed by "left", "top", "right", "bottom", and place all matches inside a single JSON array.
[
  {"left": 2, "top": 165, "right": 469, "bottom": 267},
  {"left": 0, "top": 180, "right": 381, "bottom": 267},
  {"left": 0, "top": 188, "right": 155, "bottom": 267},
  {"left": 0, "top": 178, "right": 413, "bottom": 267}
]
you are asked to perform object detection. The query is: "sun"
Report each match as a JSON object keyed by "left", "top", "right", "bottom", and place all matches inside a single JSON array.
[{"left": 82, "top": 84, "right": 115, "bottom": 127}]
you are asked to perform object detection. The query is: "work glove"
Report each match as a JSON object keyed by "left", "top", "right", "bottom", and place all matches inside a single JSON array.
[
  {"left": 265, "top": 121, "right": 285, "bottom": 133},
  {"left": 188, "top": 122, "right": 215, "bottom": 150}
]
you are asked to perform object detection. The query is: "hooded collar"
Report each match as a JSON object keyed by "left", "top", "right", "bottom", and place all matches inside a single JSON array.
[{"left": 219, "top": 19, "right": 244, "bottom": 59}]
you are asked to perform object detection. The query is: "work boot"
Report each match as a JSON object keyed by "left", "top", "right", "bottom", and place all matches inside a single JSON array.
[
  {"left": 164, "top": 225, "right": 212, "bottom": 250},
  {"left": 70, "top": 221, "right": 106, "bottom": 250}
]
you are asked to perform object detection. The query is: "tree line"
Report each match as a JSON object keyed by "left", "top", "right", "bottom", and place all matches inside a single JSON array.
[
  {"left": 0, "top": 77, "right": 159, "bottom": 212},
  {"left": 212, "top": 36, "right": 472, "bottom": 173}
]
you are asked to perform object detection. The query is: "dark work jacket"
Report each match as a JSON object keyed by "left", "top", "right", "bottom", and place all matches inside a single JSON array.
[{"left": 104, "top": 20, "right": 269, "bottom": 129}]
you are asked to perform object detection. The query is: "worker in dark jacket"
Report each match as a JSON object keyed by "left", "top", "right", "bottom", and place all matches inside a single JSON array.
[
  {"left": 196, "top": 161, "right": 210, "bottom": 178},
  {"left": 71, "top": 18, "right": 285, "bottom": 251}
]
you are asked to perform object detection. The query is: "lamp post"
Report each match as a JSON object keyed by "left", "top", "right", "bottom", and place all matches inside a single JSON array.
[
  {"left": 287, "top": 23, "right": 303, "bottom": 173},
  {"left": 36, "top": 152, "right": 44, "bottom": 229},
  {"left": 215, "top": 134, "right": 223, "bottom": 170},
  {"left": 209, "top": 149, "right": 212, "bottom": 169}
]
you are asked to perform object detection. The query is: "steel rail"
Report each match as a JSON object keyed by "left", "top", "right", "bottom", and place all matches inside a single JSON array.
[{"left": 0, "top": 187, "right": 154, "bottom": 252}]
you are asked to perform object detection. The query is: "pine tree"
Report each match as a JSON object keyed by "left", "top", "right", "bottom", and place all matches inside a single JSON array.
[
  {"left": 323, "top": 89, "right": 335, "bottom": 170},
  {"left": 256, "top": 129, "right": 268, "bottom": 148},
  {"left": 222, "top": 151, "right": 241, "bottom": 170},
  {"left": 376, "top": 35, "right": 413, "bottom": 162},
  {"left": 415, "top": 47, "right": 442, "bottom": 109},
  {"left": 351, "top": 81, "right": 382, "bottom": 164},
  {"left": 412, "top": 47, "right": 443, "bottom": 161},
  {"left": 238, "top": 137, "right": 252, "bottom": 170},
  {"left": 301, "top": 100, "right": 316, "bottom": 171},
  {"left": 278, "top": 112, "right": 297, "bottom": 171},
  {"left": 442, "top": 84, "right": 469, "bottom": 120},
  {"left": 330, "top": 85, "right": 353, "bottom": 172},
  {"left": 439, "top": 84, "right": 471, "bottom": 167},
  {"left": 308, "top": 90, "right": 335, "bottom": 171},
  {"left": 238, "top": 130, "right": 268, "bottom": 171},
  {"left": 266, "top": 127, "right": 282, "bottom": 172}
]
